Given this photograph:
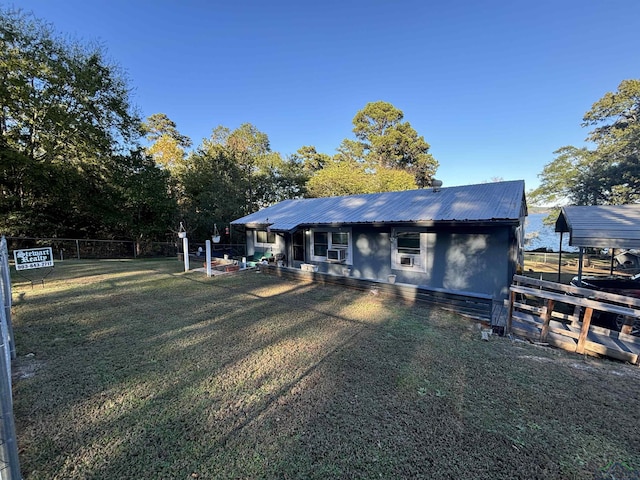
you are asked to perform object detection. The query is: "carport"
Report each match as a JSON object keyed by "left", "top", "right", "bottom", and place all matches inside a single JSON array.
[
  {"left": 555, "top": 204, "right": 640, "bottom": 282},
  {"left": 504, "top": 205, "right": 640, "bottom": 364}
]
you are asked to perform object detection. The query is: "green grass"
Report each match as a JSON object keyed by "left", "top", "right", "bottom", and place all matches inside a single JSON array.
[{"left": 11, "top": 259, "right": 640, "bottom": 479}]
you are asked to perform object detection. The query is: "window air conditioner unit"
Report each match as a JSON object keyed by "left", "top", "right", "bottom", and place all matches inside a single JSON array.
[
  {"left": 400, "top": 256, "right": 414, "bottom": 267},
  {"left": 327, "top": 248, "right": 347, "bottom": 263}
]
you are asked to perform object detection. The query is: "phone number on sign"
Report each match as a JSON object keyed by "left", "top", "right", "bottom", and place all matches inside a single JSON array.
[{"left": 16, "top": 260, "right": 53, "bottom": 271}]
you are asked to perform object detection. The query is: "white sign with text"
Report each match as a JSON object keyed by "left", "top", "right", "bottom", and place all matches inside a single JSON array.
[{"left": 13, "top": 247, "right": 54, "bottom": 271}]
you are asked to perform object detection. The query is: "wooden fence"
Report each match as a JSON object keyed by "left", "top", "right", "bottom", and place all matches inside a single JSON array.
[{"left": 508, "top": 274, "right": 640, "bottom": 364}]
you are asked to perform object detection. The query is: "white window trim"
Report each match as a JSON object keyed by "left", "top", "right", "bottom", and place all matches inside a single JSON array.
[
  {"left": 391, "top": 229, "right": 428, "bottom": 272},
  {"left": 310, "top": 228, "right": 353, "bottom": 264}
]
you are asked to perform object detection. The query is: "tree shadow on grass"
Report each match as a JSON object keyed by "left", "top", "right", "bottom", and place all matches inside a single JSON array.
[{"left": 12, "top": 262, "right": 640, "bottom": 479}]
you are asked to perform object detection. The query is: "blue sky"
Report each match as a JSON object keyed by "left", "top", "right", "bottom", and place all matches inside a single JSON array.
[{"left": 12, "top": 0, "right": 640, "bottom": 191}]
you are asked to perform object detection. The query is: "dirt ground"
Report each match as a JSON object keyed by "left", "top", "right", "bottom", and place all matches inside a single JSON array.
[{"left": 523, "top": 253, "right": 630, "bottom": 284}]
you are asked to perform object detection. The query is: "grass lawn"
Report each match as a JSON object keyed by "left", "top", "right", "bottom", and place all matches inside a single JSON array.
[{"left": 10, "top": 259, "right": 640, "bottom": 479}]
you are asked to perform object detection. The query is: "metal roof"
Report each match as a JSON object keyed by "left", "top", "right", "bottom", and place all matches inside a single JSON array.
[
  {"left": 232, "top": 180, "right": 526, "bottom": 232},
  {"left": 555, "top": 204, "right": 640, "bottom": 249}
]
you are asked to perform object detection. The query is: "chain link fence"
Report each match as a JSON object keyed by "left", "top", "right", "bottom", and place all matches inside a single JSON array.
[
  {"left": 5, "top": 237, "right": 177, "bottom": 260},
  {"left": 0, "top": 237, "right": 21, "bottom": 479}
]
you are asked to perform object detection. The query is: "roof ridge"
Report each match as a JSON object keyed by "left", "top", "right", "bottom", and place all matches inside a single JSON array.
[{"left": 294, "top": 179, "right": 525, "bottom": 202}]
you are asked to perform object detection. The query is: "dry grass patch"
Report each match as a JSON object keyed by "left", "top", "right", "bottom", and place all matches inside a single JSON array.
[{"left": 10, "top": 259, "right": 640, "bottom": 479}]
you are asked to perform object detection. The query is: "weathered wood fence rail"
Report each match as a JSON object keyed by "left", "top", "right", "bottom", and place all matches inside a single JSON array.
[
  {"left": 508, "top": 274, "right": 640, "bottom": 364},
  {"left": 259, "top": 265, "right": 493, "bottom": 321}
]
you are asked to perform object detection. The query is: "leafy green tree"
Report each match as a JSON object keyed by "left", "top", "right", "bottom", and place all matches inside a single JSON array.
[
  {"left": 226, "top": 123, "right": 270, "bottom": 213},
  {"left": 253, "top": 152, "right": 307, "bottom": 208},
  {"left": 0, "top": 143, "right": 32, "bottom": 233},
  {"left": 142, "top": 113, "right": 192, "bottom": 146},
  {"left": 583, "top": 79, "right": 640, "bottom": 204},
  {"left": 530, "top": 146, "right": 597, "bottom": 206},
  {"left": 172, "top": 122, "right": 308, "bottom": 240},
  {"left": 290, "top": 145, "right": 330, "bottom": 174},
  {"left": 583, "top": 79, "right": 640, "bottom": 150},
  {"left": 531, "top": 79, "right": 640, "bottom": 207},
  {"left": 179, "top": 125, "right": 308, "bottom": 233},
  {"left": 0, "top": 9, "right": 139, "bottom": 161},
  {"left": 0, "top": 9, "right": 158, "bottom": 238},
  {"left": 307, "top": 160, "right": 371, "bottom": 197},
  {"left": 370, "top": 168, "right": 417, "bottom": 192},
  {"left": 109, "top": 150, "right": 177, "bottom": 253},
  {"left": 142, "top": 113, "right": 192, "bottom": 171},
  {"left": 200, "top": 123, "right": 306, "bottom": 215},
  {"left": 333, "top": 139, "right": 366, "bottom": 164},
  {"left": 351, "top": 101, "right": 438, "bottom": 187},
  {"left": 306, "top": 159, "right": 416, "bottom": 197},
  {"left": 1, "top": 142, "right": 58, "bottom": 235},
  {"left": 178, "top": 137, "right": 245, "bottom": 239},
  {"left": 0, "top": 137, "right": 125, "bottom": 237}
]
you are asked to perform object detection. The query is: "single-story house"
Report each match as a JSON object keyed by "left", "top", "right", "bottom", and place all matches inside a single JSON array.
[{"left": 231, "top": 180, "right": 527, "bottom": 300}]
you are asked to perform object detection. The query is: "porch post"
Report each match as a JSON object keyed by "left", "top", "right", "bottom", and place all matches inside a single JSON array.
[
  {"left": 183, "top": 236, "right": 189, "bottom": 272},
  {"left": 206, "top": 240, "right": 212, "bottom": 277}
]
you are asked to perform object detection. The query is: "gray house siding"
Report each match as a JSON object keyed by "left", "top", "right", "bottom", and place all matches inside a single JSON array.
[
  {"left": 348, "top": 225, "right": 512, "bottom": 299},
  {"left": 243, "top": 223, "right": 517, "bottom": 299},
  {"left": 430, "top": 227, "right": 512, "bottom": 298},
  {"left": 351, "top": 226, "right": 392, "bottom": 281}
]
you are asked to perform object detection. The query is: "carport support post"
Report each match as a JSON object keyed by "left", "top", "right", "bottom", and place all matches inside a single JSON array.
[
  {"left": 557, "top": 232, "right": 563, "bottom": 283},
  {"left": 577, "top": 247, "right": 584, "bottom": 283},
  {"left": 183, "top": 236, "right": 189, "bottom": 272},
  {"left": 610, "top": 248, "right": 615, "bottom": 275},
  {"left": 205, "top": 240, "right": 212, "bottom": 277}
]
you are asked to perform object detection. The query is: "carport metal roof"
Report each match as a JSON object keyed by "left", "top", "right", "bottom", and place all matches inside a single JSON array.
[
  {"left": 554, "top": 204, "right": 640, "bottom": 282},
  {"left": 555, "top": 205, "right": 640, "bottom": 249}
]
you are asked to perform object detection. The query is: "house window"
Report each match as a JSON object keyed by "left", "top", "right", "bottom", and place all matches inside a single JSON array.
[
  {"left": 331, "top": 232, "right": 349, "bottom": 247},
  {"left": 397, "top": 232, "right": 421, "bottom": 255},
  {"left": 313, "top": 232, "right": 328, "bottom": 257},
  {"left": 310, "top": 228, "right": 352, "bottom": 263},
  {"left": 392, "top": 230, "right": 426, "bottom": 271},
  {"left": 256, "top": 230, "right": 276, "bottom": 244}
]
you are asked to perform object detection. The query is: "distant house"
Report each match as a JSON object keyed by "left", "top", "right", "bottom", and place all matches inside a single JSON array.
[{"left": 231, "top": 180, "right": 527, "bottom": 300}]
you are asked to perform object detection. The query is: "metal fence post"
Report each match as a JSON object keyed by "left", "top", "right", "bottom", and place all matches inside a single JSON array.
[
  {"left": 0, "top": 338, "right": 21, "bottom": 480},
  {"left": 0, "top": 241, "right": 15, "bottom": 360},
  {"left": 0, "top": 237, "right": 22, "bottom": 479}
]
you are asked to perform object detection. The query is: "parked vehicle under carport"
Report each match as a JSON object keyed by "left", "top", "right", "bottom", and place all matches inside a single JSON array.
[{"left": 570, "top": 274, "right": 640, "bottom": 335}]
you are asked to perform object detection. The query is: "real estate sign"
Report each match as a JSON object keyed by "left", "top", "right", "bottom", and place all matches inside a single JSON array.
[{"left": 13, "top": 247, "right": 54, "bottom": 271}]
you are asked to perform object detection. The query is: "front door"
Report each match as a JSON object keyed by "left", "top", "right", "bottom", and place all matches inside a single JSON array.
[{"left": 293, "top": 230, "right": 305, "bottom": 262}]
